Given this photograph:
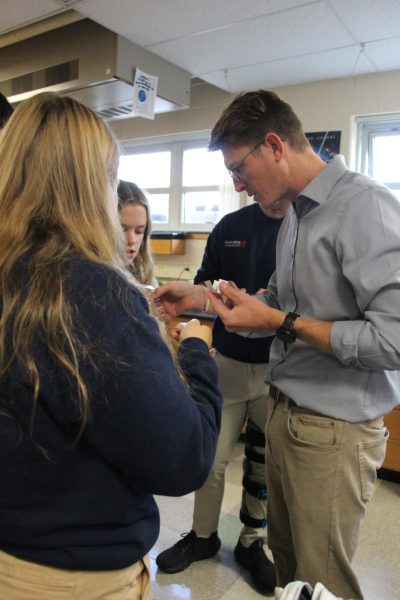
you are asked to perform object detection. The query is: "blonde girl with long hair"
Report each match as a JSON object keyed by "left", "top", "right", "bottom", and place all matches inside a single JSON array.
[
  {"left": 0, "top": 93, "right": 221, "bottom": 600},
  {"left": 117, "top": 180, "right": 157, "bottom": 288}
]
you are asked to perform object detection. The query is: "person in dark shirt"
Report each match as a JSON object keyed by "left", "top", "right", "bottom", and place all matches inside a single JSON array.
[
  {"left": 156, "top": 199, "right": 291, "bottom": 595},
  {"left": 0, "top": 92, "right": 222, "bottom": 600}
]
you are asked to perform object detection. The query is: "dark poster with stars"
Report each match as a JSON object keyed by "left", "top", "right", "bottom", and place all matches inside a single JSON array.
[{"left": 305, "top": 131, "right": 341, "bottom": 162}]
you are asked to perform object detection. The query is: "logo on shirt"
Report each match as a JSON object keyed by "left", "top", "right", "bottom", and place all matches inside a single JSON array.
[{"left": 224, "top": 240, "right": 247, "bottom": 248}]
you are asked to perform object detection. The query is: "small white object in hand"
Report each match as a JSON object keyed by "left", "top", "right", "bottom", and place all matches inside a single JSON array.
[
  {"left": 204, "top": 279, "right": 227, "bottom": 295},
  {"left": 213, "top": 279, "right": 227, "bottom": 293}
]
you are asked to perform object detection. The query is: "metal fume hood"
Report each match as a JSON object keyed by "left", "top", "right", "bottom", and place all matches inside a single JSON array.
[{"left": 0, "top": 19, "right": 191, "bottom": 120}]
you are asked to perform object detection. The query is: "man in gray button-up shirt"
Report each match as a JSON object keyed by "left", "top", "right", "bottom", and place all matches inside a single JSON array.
[
  {"left": 246, "top": 154, "right": 399, "bottom": 423},
  {"left": 154, "top": 90, "right": 399, "bottom": 600},
  {"left": 204, "top": 90, "right": 399, "bottom": 600}
]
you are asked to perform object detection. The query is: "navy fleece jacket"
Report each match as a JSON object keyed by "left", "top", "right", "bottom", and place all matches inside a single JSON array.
[{"left": 0, "top": 257, "right": 222, "bottom": 570}]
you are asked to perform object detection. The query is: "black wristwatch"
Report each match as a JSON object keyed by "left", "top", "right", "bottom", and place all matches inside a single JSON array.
[{"left": 276, "top": 312, "right": 300, "bottom": 344}]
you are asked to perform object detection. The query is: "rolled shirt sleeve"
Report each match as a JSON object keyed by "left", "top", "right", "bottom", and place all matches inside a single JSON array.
[{"left": 330, "top": 183, "right": 400, "bottom": 371}]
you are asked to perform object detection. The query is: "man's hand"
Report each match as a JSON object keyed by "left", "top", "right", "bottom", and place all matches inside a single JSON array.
[
  {"left": 151, "top": 282, "right": 206, "bottom": 319},
  {"left": 209, "top": 283, "right": 334, "bottom": 355},
  {"left": 207, "top": 282, "right": 283, "bottom": 332}
]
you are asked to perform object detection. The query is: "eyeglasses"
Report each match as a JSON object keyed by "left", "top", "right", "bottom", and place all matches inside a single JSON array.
[{"left": 228, "top": 140, "right": 264, "bottom": 182}]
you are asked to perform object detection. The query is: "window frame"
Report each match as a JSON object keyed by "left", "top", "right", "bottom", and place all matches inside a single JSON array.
[
  {"left": 120, "top": 134, "right": 225, "bottom": 232},
  {"left": 355, "top": 114, "right": 400, "bottom": 196}
]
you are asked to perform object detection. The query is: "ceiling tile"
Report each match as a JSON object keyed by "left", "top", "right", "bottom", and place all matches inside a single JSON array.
[
  {"left": 148, "top": 3, "right": 354, "bottom": 76},
  {"left": 203, "top": 45, "right": 375, "bottom": 91},
  {"left": 330, "top": 0, "right": 400, "bottom": 42},
  {"left": 365, "top": 35, "right": 400, "bottom": 70},
  {"left": 75, "top": 0, "right": 315, "bottom": 45}
]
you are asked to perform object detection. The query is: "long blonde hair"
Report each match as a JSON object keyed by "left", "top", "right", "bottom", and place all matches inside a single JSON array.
[
  {"left": 117, "top": 180, "right": 155, "bottom": 285},
  {"left": 0, "top": 93, "right": 123, "bottom": 444}
]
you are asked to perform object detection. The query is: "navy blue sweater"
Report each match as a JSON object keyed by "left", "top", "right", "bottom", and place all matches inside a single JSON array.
[
  {"left": 194, "top": 204, "right": 283, "bottom": 363},
  {"left": 0, "top": 258, "right": 222, "bottom": 571}
]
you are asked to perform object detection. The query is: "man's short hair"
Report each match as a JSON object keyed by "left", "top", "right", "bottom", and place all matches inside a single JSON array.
[{"left": 209, "top": 90, "right": 308, "bottom": 152}]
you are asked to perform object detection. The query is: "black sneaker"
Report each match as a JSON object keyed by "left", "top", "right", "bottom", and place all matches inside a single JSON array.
[
  {"left": 156, "top": 530, "right": 221, "bottom": 573},
  {"left": 234, "top": 539, "right": 276, "bottom": 595}
]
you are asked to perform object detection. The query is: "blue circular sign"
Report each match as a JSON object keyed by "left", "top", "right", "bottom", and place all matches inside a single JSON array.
[{"left": 138, "top": 90, "right": 147, "bottom": 103}]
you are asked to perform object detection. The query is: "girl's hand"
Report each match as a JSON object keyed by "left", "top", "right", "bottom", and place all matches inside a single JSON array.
[{"left": 178, "top": 318, "right": 213, "bottom": 349}]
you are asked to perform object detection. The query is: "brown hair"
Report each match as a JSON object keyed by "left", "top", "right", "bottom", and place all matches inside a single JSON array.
[
  {"left": 118, "top": 180, "right": 155, "bottom": 285},
  {"left": 209, "top": 90, "right": 308, "bottom": 152}
]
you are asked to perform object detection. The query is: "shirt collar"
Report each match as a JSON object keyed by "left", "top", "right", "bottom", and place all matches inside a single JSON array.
[{"left": 295, "top": 154, "right": 348, "bottom": 211}]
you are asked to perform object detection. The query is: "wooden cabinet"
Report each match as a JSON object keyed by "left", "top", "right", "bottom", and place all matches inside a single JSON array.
[
  {"left": 150, "top": 233, "right": 186, "bottom": 255},
  {"left": 150, "top": 238, "right": 185, "bottom": 255},
  {"left": 382, "top": 405, "right": 400, "bottom": 472}
]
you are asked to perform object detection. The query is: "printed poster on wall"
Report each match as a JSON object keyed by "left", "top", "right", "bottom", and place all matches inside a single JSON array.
[
  {"left": 131, "top": 68, "right": 158, "bottom": 119},
  {"left": 305, "top": 131, "right": 341, "bottom": 162}
]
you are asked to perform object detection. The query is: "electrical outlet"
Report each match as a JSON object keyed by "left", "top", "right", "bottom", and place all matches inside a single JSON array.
[{"left": 154, "top": 264, "right": 194, "bottom": 280}]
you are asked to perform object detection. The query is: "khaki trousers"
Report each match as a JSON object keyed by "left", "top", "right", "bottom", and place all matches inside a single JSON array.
[
  {"left": 0, "top": 550, "right": 152, "bottom": 600},
  {"left": 193, "top": 352, "right": 268, "bottom": 547},
  {"left": 266, "top": 393, "right": 388, "bottom": 600}
]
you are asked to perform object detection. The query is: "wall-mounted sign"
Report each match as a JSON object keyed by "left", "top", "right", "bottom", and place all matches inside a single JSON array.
[
  {"left": 305, "top": 130, "right": 341, "bottom": 162},
  {"left": 132, "top": 68, "right": 158, "bottom": 120}
]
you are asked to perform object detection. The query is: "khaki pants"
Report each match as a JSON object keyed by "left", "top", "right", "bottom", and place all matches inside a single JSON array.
[
  {"left": 266, "top": 393, "right": 388, "bottom": 600},
  {"left": 193, "top": 352, "right": 268, "bottom": 547},
  {"left": 0, "top": 550, "right": 152, "bottom": 600}
]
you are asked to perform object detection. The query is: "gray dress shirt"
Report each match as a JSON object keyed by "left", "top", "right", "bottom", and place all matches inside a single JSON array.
[{"left": 259, "top": 155, "right": 400, "bottom": 422}]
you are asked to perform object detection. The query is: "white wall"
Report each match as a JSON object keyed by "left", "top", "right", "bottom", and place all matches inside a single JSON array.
[
  {"left": 151, "top": 239, "right": 207, "bottom": 283},
  {"left": 111, "top": 70, "right": 400, "bottom": 279}
]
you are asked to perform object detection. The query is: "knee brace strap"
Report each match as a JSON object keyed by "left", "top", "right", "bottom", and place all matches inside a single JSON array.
[
  {"left": 245, "top": 422, "right": 266, "bottom": 448},
  {"left": 240, "top": 509, "right": 267, "bottom": 529},
  {"left": 244, "top": 444, "right": 265, "bottom": 464},
  {"left": 242, "top": 475, "right": 267, "bottom": 500}
]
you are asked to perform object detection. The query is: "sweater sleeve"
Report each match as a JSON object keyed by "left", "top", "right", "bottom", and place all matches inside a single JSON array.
[{"left": 78, "top": 271, "right": 223, "bottom": 497}]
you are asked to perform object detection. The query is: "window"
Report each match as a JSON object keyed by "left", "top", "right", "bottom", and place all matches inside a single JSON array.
[
  {"left": 118, "top": 138, "right": 236, "bottom": 231},
  {"left": 181, "top": 147, "right": 224, "bottom": 226},
  {"left": 356, "top": 116, "right": 400, "bottom": 201},
  {"left": 119, "top": 151, "right": 171, "bottom": 223}
]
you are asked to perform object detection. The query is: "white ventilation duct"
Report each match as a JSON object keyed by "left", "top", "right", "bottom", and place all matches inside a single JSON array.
[{"left": 0, "top": 19, "right": 191, "bottom": 120}]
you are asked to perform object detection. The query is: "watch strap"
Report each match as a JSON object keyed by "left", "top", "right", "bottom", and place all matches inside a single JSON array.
[
  {"left": 276, "top": 311, "right": 300, "bottom": 343},
  {"left": 283, "top": 312, "right": 300, "bottom": 329}
]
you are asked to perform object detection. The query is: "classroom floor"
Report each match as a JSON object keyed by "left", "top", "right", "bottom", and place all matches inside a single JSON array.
[{"left": 150, "top": 442, "right": 400, "bottom": 600}]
